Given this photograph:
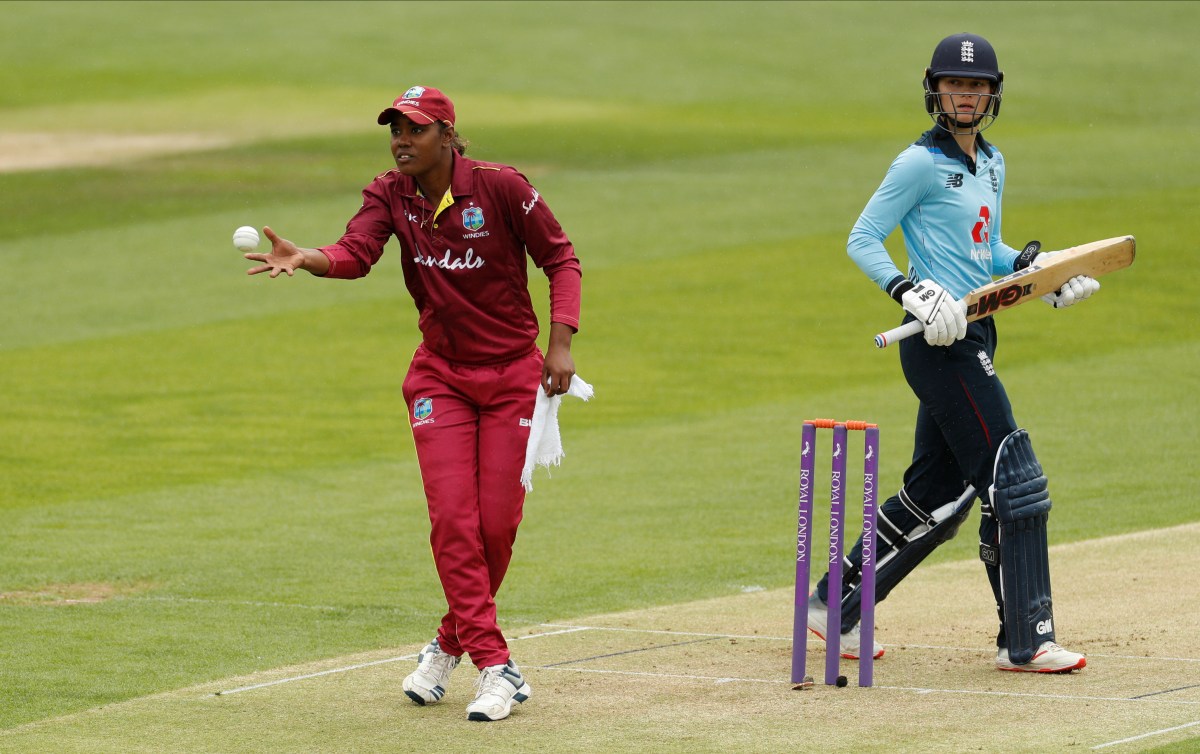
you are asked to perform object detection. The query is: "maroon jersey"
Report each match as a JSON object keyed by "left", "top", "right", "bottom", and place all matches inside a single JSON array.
[{"left": 319, "top": 155, "right": 582, "bottom": 365}]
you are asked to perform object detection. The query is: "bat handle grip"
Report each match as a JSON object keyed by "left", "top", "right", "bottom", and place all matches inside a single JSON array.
[{"left": 874, "top": 319, "right": 924, "bottom": 349}]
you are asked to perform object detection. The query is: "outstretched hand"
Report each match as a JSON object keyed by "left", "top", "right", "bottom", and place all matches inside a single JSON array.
[{"left": 244, "top": 226, "right": 304, "bottom": 278}]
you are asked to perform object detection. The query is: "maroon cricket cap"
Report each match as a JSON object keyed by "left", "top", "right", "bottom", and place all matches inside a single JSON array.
[{"left": 376, "top": 86, "right": 456, "bottom": 126}]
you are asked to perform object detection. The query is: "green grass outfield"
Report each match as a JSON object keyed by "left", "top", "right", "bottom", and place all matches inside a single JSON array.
[{"left": 1, "top": 1, "right": 1197, "bottom": 750}]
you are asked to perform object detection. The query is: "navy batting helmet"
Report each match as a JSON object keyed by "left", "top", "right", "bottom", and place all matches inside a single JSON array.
[{"left": 923, "top": 33, "right": 1004, "bottom": 133}]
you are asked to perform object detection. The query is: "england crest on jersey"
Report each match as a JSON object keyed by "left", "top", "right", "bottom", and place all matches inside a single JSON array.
[{"left": 462, "top": 206, "right": 485, "bottom": 231}]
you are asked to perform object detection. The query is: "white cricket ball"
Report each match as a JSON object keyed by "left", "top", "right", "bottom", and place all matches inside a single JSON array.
[{"left": 233, "top": 225, "right": 260, "bottom": 252}]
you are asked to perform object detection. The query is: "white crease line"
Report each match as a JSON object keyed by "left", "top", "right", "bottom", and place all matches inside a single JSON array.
[
  {"left": 531, "top": 666, "right": 1200, "bottom": 706},
  {"left": 1091, "top": 719, "right": 1200, "bottom": 749},
  {"left": 538, "top": 623, "right": 790, "bottom": 641},
  {"left": 212, "top": 625, "right": 578, "bottom": 696},
  {"left": 900, "top": 644, "right": 1200, "bottom": 663},
  {"left": 539, "top": 624, "right": 1200, "bottom": 662},
  {"left": 210, "top": 622, "right": 1199, "bottom": 700},
  {"left": 535, "top": 666, "right": 785, "bottom": 684},
  {"left": 886, "top": 685, "right": 1199, "bottom": 706},
  {"left": 1084, "top": 653, "right": 1200, "bottom": 664},
  {"left": 516, "top": 626, "right": 593, "bottom": 639},
  {"left": 215, "top": 656, "right": 416, "bottom": 696}
]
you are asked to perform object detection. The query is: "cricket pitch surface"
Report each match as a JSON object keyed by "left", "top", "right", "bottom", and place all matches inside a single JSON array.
[{"left": 3, "top": 523, "right": 1197, "bottom": 753}]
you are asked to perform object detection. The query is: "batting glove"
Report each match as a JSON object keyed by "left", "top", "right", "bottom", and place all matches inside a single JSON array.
[
  {"left": 1041, "top": 275, "right": 1100, "bottom": 308},
  {"left": 901, "top": 280, "right": 968, "bottom": 347}
]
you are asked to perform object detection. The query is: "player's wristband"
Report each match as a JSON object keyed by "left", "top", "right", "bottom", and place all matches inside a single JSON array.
[
  {"left": 887, "top": 276, "right": 914, "bottom": 304},
  {"left": 1013, "top": 240, "right": 1042, "bottom": 271}
]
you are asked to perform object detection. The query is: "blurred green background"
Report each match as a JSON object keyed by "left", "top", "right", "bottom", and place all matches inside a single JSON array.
[{"left": 1, "top": 0, "right": 1196, "bottom": 739}]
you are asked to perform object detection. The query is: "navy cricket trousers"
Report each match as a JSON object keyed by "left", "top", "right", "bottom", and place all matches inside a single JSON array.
[
  {"left": 817, "top": 315, "right": 1019, "bottom": 628},
  {"left": 897, "top": 315, "right": 1018, "bottom": 505}
]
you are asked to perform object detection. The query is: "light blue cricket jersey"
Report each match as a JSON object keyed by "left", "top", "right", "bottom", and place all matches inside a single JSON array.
[{"left": 848, "top": 128, "right": 1021, "bottom": 301}]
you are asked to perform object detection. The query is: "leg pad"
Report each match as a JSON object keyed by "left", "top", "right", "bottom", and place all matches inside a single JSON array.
[{"left": 987, "top": 429, "right": 1055, "bottom": 665}]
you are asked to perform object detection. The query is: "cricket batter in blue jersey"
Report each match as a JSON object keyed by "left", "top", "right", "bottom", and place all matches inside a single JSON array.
[{"left": 806, "top": 33, "right": 1096, "bottom": 673}]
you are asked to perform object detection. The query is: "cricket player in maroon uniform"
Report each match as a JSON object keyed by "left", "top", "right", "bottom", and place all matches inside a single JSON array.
[{"left": 244, "top": 85, "right": 582, "bottom": 721}]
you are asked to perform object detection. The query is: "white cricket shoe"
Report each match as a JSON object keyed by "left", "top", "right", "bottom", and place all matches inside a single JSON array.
[
  {"left": 402, "top": 638, "right": 461, "bottom": 705},
  {"left": 466, "top": 660, "right": 531, "bottom": 722},
  {"left": 806, "top": 591, "right": 885, "bottom": 660},
  {"left": 996, "top": 641, "right": 1086, "bottom": 673}
]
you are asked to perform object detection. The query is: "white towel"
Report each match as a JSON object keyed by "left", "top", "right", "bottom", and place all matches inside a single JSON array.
[{"left": 520, "top": 375, "right": 594, "bottom": 491}]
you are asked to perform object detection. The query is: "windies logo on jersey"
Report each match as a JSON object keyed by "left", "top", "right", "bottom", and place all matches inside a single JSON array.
[
  {"left": 462, "top": 206, "right": 485, "bottom": 231},
  {"left": 413, "top": 398, "right": 433, "bottom": 421}
]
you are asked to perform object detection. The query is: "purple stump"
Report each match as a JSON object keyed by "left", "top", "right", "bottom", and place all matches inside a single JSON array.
[
  {"left": 825, "top": 423, "right": 847, "bottom": 686},
  {"left": 791, "top": 421, "right": 816, "bottom": 685},
  {"left": 859, "top": 425, "right": 879, "bottom": 687}
]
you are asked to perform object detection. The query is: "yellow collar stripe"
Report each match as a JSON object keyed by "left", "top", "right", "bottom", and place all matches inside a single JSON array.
[
  {"left": 434, "top": 188, "right": 455, "bottom": 219},
  {"left": 416, "top": 186, "right": 456, "bottom": 223}
]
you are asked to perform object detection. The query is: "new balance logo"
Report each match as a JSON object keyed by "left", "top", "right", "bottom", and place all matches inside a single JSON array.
[{"left": 946, "top": 173, "right": 964, "bottom": 188}]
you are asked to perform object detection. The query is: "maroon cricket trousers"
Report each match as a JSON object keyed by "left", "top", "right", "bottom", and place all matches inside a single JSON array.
[{"left": 401, "top": 344, "right": 543, "bottom": 669}]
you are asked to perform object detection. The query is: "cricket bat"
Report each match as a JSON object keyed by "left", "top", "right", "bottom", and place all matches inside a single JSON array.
[{"left": 873, "top": 235, "right": 1136, "bottom": 349}]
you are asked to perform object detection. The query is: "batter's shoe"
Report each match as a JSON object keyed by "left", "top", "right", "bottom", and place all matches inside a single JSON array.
[
  {"left": 996, "top": 641, "right": 1086, "bottom": 673},
  {"left": 402, "top": 638, "right": 461, "bottom": 705},
  {"left": 466, "top": 660, "right": 531, "bottom": 722},
  {"left": 806, "top": 591, "right": 885, "bottom": 660}
]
